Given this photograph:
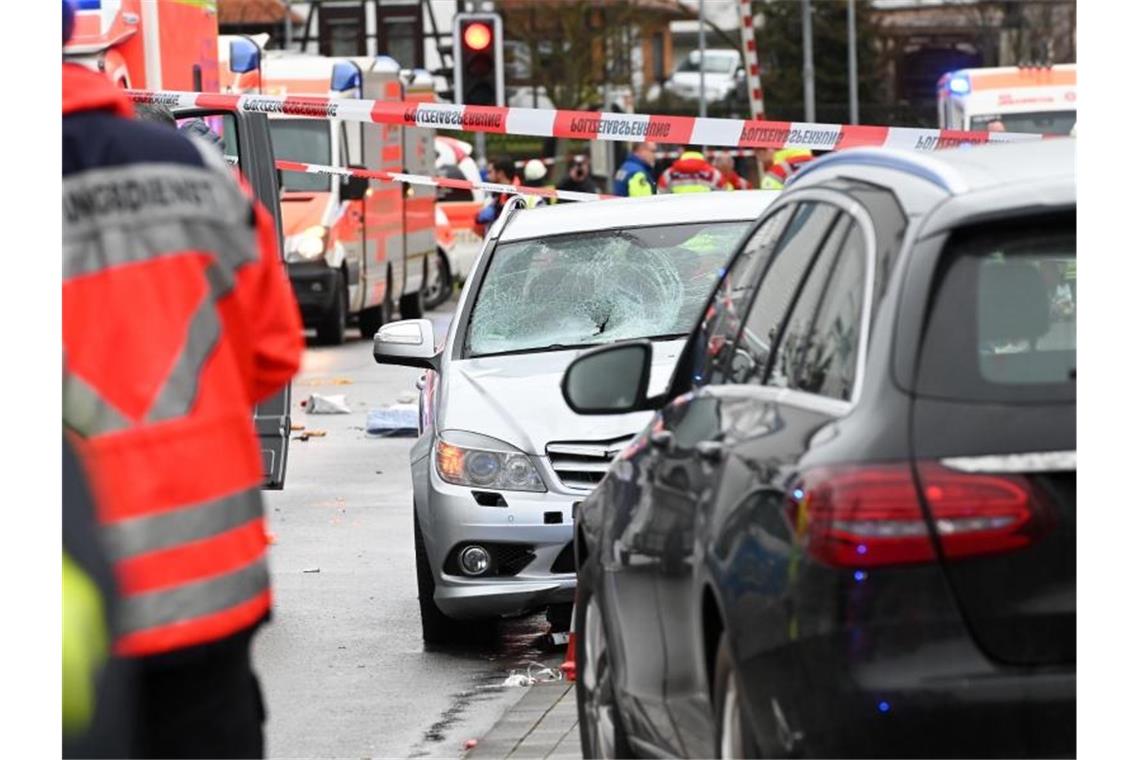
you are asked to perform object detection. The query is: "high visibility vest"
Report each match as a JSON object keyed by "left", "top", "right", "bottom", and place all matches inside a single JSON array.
[
  {"left": 659, "top": 153, "right": 723, "bottom": 194},
  {"left": 63, "top": 64, "right": 303, "bottom": 658}
]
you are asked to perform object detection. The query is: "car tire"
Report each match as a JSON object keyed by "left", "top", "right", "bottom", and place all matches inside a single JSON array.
[
  {"left": 576, "top": 559, "right": 633, "bottom": 759},
  {"left": 713, "top": 632, "right": 760, "bottom": 759},
  {"left": 357, "top": 283, "right": 392, "bottom": 341},
  {"left": 422, "top": 250, "right": 452, "bottom": 311},
  {"left": 315, "top": 270, "right": 347, "bottom": 345},
  {"left": 413, "top": 509, "right": 462, "bottom": 645}
]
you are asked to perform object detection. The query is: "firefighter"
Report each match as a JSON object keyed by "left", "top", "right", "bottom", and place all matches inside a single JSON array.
[
  {"left": 62, "top": 1, "right": 304, "bottom": 754},
  {"left": 658, "top": 149, "right": 724, "bottom": 193},
  {"left": 760, "top": 148, "right": 813, "bottom": 190},
  {"left": 613, "top": 141, "right": 658, "bottom": 197}
]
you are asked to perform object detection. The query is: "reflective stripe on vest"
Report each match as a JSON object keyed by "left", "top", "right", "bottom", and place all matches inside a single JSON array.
[
  {"left": 63, "top": 158, "right": 269, "bottom": 656},
  {"left": 120, "top": 555, "right": 269, "bottom": 635}
]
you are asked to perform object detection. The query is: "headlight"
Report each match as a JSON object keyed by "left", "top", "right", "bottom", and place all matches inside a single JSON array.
[
  {"left": 285, "top": 225, "right": 328, "bottom": 262},
  {"left": 434, "top": 433, "right": 546, "bottom": 492}
]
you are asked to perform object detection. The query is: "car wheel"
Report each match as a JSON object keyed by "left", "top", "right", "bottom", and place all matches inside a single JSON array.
[
  {"left": 413, "top": 510, "right": 462, "bottom": 645},
  {"left": 714, "top": 633, "right": 759, "bottom": 759},
  {"left": 576, "top": 561, "right": 633, "bottom": 759},
  {"left": 422, "top": 250, "right": 452, "bottom": 310},
  {"left": 315, "top": 270, "right": 347, "bottom": 345}
]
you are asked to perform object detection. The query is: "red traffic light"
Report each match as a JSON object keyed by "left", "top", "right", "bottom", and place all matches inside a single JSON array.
[{"left": 463, "top": 22, "right": 492, "bottom": 51}]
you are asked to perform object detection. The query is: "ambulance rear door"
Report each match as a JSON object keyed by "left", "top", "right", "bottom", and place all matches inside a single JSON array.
[
  {"left": 173, "top": 107, "right": 293, "bottom": 490},
  {"left": 401, "top": 78, "right": 436, "bottom": 300}
]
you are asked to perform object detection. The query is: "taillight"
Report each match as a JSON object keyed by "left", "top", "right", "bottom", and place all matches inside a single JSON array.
[{"left": 787, "top": 462, "right": 1038, "bottom": 568}]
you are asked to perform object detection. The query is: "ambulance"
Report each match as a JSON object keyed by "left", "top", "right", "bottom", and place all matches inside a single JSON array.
[
  {"left": 937, "top": 64, "right": 1077, "bottom": 136},
  {"left": 63, "top": 0, "right": 220, "bottom": 90},
  {"left": 220, "top": 44, "right": 437, "bottom": 343}
]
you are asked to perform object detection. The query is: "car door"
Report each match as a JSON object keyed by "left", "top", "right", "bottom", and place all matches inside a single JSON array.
[
  {"left": 718, "top": 210, "right": 877, "bottom": 757},
  {"left": 653, "top": 201, "right": 846, "bottom": 755},
  {"left": 172, "top": 108, "right": 293, "bottom": 489}
]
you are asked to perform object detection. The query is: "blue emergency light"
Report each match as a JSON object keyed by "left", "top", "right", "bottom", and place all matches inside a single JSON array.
[
  {"left": 331, "top": 61, "right": 362, "bottom": 94},
  {"left": 947, "top": 74, "right": 971, "bottom": 95},
  {"left": 229, "top": 37, "right": 260, "bottom": 75}
]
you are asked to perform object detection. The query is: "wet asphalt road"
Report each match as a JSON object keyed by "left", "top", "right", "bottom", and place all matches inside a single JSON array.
[{"left": 254, "top": 298, "right": 559, "bottom": 758}]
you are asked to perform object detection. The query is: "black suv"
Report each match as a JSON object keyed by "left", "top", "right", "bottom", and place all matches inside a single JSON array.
[{"left": 561, "top": 140, "right": 1076, "bottom": 758}]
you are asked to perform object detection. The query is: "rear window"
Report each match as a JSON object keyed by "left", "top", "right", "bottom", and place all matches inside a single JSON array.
[{"left": 916, "top": 213, "right": 1075, "bottom": 403}]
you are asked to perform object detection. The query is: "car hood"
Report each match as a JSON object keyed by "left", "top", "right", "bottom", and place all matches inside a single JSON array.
[{"left": 438, "top": 339, "right": 687, "bottom": 455}]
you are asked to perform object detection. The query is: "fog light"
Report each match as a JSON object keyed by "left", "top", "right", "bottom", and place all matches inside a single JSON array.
[{"left": 459, "top": 545, "right": 491, "bottom": 576}]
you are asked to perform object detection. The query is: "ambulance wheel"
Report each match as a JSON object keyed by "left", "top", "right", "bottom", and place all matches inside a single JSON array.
[
  {"left": 400, "top": 288, "right": 425, "bottom": 321},
  {"left": 358, "top": 293, "right": 391, "bottom": 341},
  {"left": 316, "top": 271, "right": 347, "bottom": 345},
  {"left": 422, "top": 250, "right": 452, "bottom": 310}
]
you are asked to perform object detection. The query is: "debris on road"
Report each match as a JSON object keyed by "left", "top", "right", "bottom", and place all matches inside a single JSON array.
[
  {"left": 365, "top": 404, "right": 418, "bottom": 437},
  {"left": 298, "top": 377, "right": 354, "bottom": 386},
  {"left": 306, "top": 393, "right": 352, "bottom": 414},
  {"left": 302, "top": 567, "right": 321, "bottom": 574},
  {"left": 499, "top": 662, "right": 562, "bottom": 687},
  {"left": 290, "top": 423, "right": 305, "bottom": 431},
  {"left": 293, "top": 430, "right": 327, "bottom": 442},
  {"left": 464, "top": 739, "right": 478, "bottom": 750},
  {"left": 397, "top": 390, "right": 417, "bottom": 404}
]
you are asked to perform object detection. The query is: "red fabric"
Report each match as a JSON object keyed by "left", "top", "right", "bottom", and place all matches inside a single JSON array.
[
  {"left": 64, "top": 67, "right": 303, "bottom": 657},
  {"left": 719, "top": 169, "right": 751, "bottom": 190},
  {"left": 62, "top": 63, "right": 135, "bottom": 118},
  {"left": 116, "top": 590, "right": 272, "bottom": 657},
  {"left": 658, "top": 156, "right": 724, "bottom": 190}
]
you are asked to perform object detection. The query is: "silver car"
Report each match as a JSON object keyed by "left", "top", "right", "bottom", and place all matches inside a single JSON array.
[{"left": 373, "top": 190, "right": 777, "bottom": 643}]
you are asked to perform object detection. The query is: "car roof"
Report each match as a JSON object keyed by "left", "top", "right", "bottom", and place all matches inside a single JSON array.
[
  {"left": 498, "top": 190, "right": 779, "bottom": 242},
  {"left": 788, "top": 137, "right": 1074, "bottom": 197}
]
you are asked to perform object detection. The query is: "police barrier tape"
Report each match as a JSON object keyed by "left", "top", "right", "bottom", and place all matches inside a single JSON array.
[
  {"left": 267, "top": 158, "right": 612, "bottom": 202},
  {"left": 129, "top": 89, "right": 1041, "bottom": 152}
]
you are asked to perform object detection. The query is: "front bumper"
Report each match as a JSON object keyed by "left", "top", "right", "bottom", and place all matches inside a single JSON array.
[
  {"left": 287, "top": 261, "right": 338, "bottom": 324},
  {"left": 413, "top": 454, "right": 581, "bottom": 620}
]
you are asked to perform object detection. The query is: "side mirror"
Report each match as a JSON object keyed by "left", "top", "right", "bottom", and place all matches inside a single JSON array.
[
  {"left": 229, "top": 36, "right": 261, "bottom": 75},
  {"left": 562, "top": 341, "right": 652, "bottom": 415},
  {"left": 341, "top": 165, "right": 369, "bottom": 201},
  {"left": 372, "top": 319, "right": 441, "bottom": 370}
]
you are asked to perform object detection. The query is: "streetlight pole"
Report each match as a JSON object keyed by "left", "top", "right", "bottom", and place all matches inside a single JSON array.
[
  {"left": 698, "top": 0, "right": 707, "bottom": 119},
  {"left": 847, "top": 0, "right": 859, "bottom": 124},
  {"left": 802, "top": 0, "right": 815, "bottom": 122}
]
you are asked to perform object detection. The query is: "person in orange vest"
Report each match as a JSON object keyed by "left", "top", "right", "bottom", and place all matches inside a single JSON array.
[
  {"left": 658, "top": 149, "right": 724, "bottom": 193},
  {"left": 713, "top": 151, "right": 751, "bottom": 191},
  {"left": 62, "top": 1, "right": 303, "bottom": 755}
]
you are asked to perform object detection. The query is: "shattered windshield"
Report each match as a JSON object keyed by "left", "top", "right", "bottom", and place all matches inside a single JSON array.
[{"left": 465, "top": 221, "right": 750, "bottom": 357}]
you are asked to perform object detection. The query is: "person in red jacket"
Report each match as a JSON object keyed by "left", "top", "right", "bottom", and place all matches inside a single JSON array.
[
  {"left": 658, "top": 149, "right": 724, "bottom": 193},
  {"left": 62, "top": 3, "right": 303, "bottom": 754},
  {"left": 713, "top": 151, "right": 752, "bottom": 191}
]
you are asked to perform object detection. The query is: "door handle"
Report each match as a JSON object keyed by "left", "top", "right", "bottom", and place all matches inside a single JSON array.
[
  {"left": 650, "top": 430, "right": 675, "bottom": 452},
  {"left": 695, "top": 440, "right": 725, "bottom": 464}
]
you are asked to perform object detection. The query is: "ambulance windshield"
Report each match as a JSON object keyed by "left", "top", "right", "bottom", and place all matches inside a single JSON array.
[
  {"left": 269, "top": 119, "right": 333, "bottom": 192},
  {"left": 969, "top": 110, "right": 1076, "bottom": 136}
]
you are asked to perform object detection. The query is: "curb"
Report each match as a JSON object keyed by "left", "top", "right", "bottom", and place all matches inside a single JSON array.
[{"left": 466, "top": 679, "right": 580, "bottom": 759}]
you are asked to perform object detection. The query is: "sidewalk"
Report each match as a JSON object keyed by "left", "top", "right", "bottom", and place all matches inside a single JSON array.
[{"left": 466, "top": 678, "right": 581, "bottom": 760}]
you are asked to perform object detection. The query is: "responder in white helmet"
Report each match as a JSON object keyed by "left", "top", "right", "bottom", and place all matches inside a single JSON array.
[{"left": 521, "top": 159, "right": 551, "bottom": 209}]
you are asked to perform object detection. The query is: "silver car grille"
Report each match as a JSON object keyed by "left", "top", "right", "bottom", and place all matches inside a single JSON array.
[{"left": 546, "top": 435, "right": 636, "bottom": 491}]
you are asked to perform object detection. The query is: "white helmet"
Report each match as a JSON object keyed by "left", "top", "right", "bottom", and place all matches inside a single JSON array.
[{"left": 523, "top": 159, "right": 548, "bottom": 182}]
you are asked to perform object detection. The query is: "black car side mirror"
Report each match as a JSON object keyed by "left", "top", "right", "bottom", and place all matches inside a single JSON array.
[
  {"left": 340, "top": 165, "right": 369, "bottom": 201},
  {"left": 562, "top": 341, "right": 653, "bottom": 415}
]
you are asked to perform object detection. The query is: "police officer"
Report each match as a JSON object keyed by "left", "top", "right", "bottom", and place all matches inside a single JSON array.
[
  {"left": 62, "top": 1, "right": 303, "bottom": 755},
  {"left": 613, "top": 141, "right": 658, "bottom": 197}
]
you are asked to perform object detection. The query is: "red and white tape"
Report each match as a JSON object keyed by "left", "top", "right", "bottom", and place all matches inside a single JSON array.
[
  {"left": 737, "top": 0, "right": 766, "bottom": 120},
  {"left": 271, "top": 159, "right": 611, "bottom": 202},
  {"left": 129, "top": 89, "right": 1041, "bottom": 152}
]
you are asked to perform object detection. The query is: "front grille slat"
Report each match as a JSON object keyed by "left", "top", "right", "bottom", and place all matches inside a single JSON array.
[{"left": 547, "top": 434, "right": 635, "bottom": 492}]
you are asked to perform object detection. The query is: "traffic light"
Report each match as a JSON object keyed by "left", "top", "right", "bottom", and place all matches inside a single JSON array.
[{"left": 453, "top": 13, "right": 503, "bottom": 106}]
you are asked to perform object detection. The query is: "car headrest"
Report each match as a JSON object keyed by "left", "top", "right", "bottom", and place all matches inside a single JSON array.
[{"left": 978, "top": 261, "right": 1050, "bottom": 344}]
